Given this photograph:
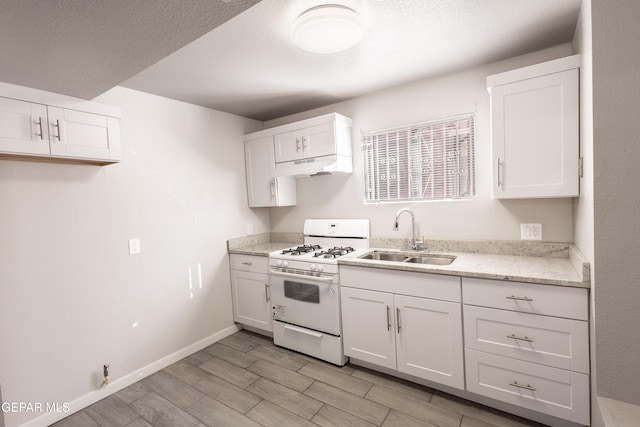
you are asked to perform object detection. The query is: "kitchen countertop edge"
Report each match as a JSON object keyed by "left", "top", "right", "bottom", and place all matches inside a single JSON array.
[{"left": 339, "top": 248, "right": 589, "bottom": 289}]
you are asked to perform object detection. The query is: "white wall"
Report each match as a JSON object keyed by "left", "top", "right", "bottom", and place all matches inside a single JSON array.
[
  {"left": 571, "top": 2, "right": 601, "bottom": 425},
  {"left": 0, "top": 87, "right": 265, "bottom": 426},
  {"left": 592, "top": 0, "right": 640, "bottom": 408},
  {"left": 266, "top": 44, "right": 575, "bottom": 242}
]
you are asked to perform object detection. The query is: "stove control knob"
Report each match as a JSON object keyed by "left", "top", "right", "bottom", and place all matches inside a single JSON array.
[
  {"left": 283, "top": 261, "right": 289, "bottom": 268},
  {"left": 310, "top": 264, "right": 316, "bottom": 271},
  {"left": 276, "top": 260, "right": 283, "bottom": 267},
  {"left": 316, "top": 265, "right": 324, "bottom": 272}
]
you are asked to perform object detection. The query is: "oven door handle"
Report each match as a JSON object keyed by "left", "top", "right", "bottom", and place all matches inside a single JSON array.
[
  {"left": 270, "top": 269, "right": 335, "bottom": 283},
  {"left": 284, "top": 324, "right": 323, "bottom": 339}
]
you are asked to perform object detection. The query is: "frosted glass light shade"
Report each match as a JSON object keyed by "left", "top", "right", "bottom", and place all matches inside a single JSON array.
[{"left": 291, "top": 5, "right": 365, "bottom": 54}]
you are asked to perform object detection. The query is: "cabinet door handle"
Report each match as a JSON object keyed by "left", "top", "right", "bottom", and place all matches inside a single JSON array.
[
  {"left": 35, "top": 117, "right": 44, "bottom": 140},
  {"left": 396, "top": 307, "right": 401, "bottom": 333},
  {"left": 507, "top": 334, "right": 534, "bottom": 343},
  {"left": 506, "top": 295, "right": 533, "bottom": 302},
  {"left": 302, "top": 137, "right": 307, "bottom": 150},
  {"left": 509, "top": 381, "right": 536, "bottom": 392},
  {"left": 53, "top": 119, "right": 61, "bottom": 141},
  {"left": 386, "top": 305, "right": 391, "bottom": 331},
  {"left": 296, "top": 138, "right": 301, "bottom": 152},
  {"left": 270, "top": 178, "right": 276, "bottom": 199},
  {"left": 496, "top": 157, "right": 502, "bottom": 187},
  {"left": 265, "top": 283, "right": 270, "bottom": 303}
]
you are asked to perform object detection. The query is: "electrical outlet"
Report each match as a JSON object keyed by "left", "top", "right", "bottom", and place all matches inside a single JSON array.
[
  {"left": 520, "top": 223, "right": 542, "bottom": 240},
  {"left": 128, "top": 238, "right": 141, "bottom": 255}
]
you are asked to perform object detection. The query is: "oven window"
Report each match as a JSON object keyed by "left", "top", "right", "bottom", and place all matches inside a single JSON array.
[{"left": 284, "top": 280, "right": 320, "bottom": 303}]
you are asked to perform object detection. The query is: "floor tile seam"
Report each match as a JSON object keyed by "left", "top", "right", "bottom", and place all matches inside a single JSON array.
[
  {"left": 205, "top": 340, "right": 254, "bottom": 356},
  {"left": 80, "top": 407, "right": 104, "bottom": 427},
  {"left": 248, "top": 382, "right": 325, "bottom": 422},
  {"left": 142, "top": 370, "right": 205, "bottom": 409},
  {"left": 192, "top": 374, "right": 266, "bottom": 416},
  {"left": 184, "top": 393, "right": 252, "bottom": 426},
  {"left": 246, "top": 344, "right": 308, "bottom": 371}
]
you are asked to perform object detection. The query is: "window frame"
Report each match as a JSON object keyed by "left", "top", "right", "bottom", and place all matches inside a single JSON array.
[{"left": 362, "top": 113, "right": 475, "bottom": 204}]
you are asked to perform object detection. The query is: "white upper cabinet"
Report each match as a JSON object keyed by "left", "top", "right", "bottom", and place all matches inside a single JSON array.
[
  {"left": 274, "top": 122, "right": 334, "bottom": 163},
  {"left": 0, "top": 82, "right": 121, "bottom": 164},
  {"left": 250, "top": 113, "right": 352, "bottom": 176},
  {"left": 488, "top": 55, "right": 580, "bottom": 198},
  {"left": 0, "top": 97, "right": 50, "bottom": 156},
  {"left": 48, "top": 107, "right": 121, "bottom": 162},
  {"left": 244, "top": 136, "right": 296, "bottom": 207}
]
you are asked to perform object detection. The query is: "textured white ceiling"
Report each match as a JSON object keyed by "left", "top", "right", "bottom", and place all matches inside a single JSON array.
[
  {"left": 0, "top": 0, "right": 259, "bottom": 99},
  {"left": 0, "top": 0, "right": 582, "bottom": 121},
  {"left": 123, "top": 0, "right": 582, "bottom": 121}
]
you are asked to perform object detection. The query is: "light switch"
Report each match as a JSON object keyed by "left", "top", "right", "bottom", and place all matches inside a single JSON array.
[
  {"left": 247, "top": 223, "right": 254, "bottom": 235},
  {"left": 520, "top": 224, "right": 542, "bottom": 240},
  {"left": 128, "top": 238, "right": 141, "bottom": 255}
]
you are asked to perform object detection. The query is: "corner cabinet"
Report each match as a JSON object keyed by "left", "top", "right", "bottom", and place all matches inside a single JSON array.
[
  {"left": 229, "top": 254, "right": 272, "bottom": 333},
  {"left": 488, "top": 55, "right": 580, "bottom": 199},
  {"left": 244, "top": 136, "right": 296, "bottom": 207},
  {"left": 340, "top": 266, "right": 464, "bottom": 390},
  {"left": 0, "top": 82, "right": 121, "bottom": 164}
]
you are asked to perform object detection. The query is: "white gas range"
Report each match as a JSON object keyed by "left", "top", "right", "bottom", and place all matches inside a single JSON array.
[{"left": 269, "top": 219, "right": 370, "bottom": 365}]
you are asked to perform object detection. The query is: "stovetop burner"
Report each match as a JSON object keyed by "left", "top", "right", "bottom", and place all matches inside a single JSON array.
[
  {"left": 281, "top": 244, "right": 322, "bottom": 256},
  {"left": 313, "top": 246, "right": 356, "bottom": 259}
]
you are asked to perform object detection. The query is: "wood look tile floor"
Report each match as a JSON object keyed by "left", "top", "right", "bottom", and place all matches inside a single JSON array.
[{"left": 53, "top": 331, "right": 546, "bottom": 427}]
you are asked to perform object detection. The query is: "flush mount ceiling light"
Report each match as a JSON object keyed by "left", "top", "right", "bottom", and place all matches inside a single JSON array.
[{"left": 290, "top": 4, "right": 365, "bottom": 54}]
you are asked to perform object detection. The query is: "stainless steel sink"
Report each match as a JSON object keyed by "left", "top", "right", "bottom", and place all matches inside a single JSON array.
[
  {"left": 358, "top": 251, "right": 456, "bottom": 266},
  {"left": 404, "top": 255, "right": 456, "bottom": 265},
  {"left": 359, "top": 251, "right": 409, "bottom": 262}
]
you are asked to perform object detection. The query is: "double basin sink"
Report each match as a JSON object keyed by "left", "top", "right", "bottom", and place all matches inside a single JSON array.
[{"left": 358, "top": 250, "right": 456, "bottom": 266}]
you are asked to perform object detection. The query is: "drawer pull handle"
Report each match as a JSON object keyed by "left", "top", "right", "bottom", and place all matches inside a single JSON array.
[
  {"left": 509, "top": 381, "right": 536, "bottom": 392},
  {"left": 386, "top": 305, "right": 391, "bottom": 331},
  {"left": 507, "top": 334, "right": 534, "bottom": 343},
  {"left": 506, "top": 295, "right": 533, "bottom": 302},
  {"left": 242, "top": 262, "right": 253, "bottom": 266}
]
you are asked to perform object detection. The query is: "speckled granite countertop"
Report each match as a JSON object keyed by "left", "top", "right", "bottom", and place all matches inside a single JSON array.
[
  {"left": 227, "top": 234, "right": 590, "bottom": 288},
  {"left": 339, "top": 248, "right": 589, "bottom": 288}
]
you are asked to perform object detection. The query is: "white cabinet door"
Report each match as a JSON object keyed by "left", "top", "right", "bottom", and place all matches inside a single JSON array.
[
  {"left": 274, "top": 123, "right": 336, "bottom": 163},
  {"left": 245, "top": 136, "right": 296, "bottom": 207},
  {"left": 48, "top": 107, "right": 121, "bottom": 161},
  {"left": 341, "top": 287, "right": 396, "bottom": 369},
  {"left": 0, "top": 97, "right": 50, "bottom": 155},
  {"left": 230, "top": 270, "right": 272, "bottom": 332},
  {"left": 301, "top": 123, "right": 334, "bottom": 159},
  {"left": 274, "top": 129, "right": 303, "bottom": 163},
  {"left": 491, "top": 68, "right": 579, "bottom": 198},
  {"left": 395, "top": 295, "right": 464, "bottom": 389}
]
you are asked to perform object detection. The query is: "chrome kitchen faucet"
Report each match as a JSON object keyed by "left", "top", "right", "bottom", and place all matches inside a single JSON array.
[{"left": 393, "top": 208, "right": 424, "bottom": 250}]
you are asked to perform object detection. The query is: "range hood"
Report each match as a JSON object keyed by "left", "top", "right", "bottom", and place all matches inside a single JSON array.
[{"left": 275, "top": 153, "right": 353, "bottom": 177}]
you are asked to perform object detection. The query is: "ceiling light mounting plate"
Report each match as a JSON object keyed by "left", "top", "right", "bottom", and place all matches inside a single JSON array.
[{"left": 291, "top": 4, "right": 365, "bottom": 54}]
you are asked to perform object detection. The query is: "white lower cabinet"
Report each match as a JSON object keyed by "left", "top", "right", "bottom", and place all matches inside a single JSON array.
[
  {"left": 340, "top": 266, "right": 464, "bottom": 390},
  {"left": 463, "top": 277, "right": 590, "bottom": 425},
  {"left": 229, "top": 254, "right": 272, "bottom": 332},
  {"left": 466, "top": 350, "right": 590, "bottom": 426}
]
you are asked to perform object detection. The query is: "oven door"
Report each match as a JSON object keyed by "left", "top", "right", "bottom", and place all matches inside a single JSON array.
[{"left": 270, "top": 270, "right": 341, "bottom": 336}]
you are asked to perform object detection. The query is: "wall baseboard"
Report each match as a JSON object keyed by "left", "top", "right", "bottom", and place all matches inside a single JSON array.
[{"left": 18, "top": 324, "right": 240, "bottom": 427}]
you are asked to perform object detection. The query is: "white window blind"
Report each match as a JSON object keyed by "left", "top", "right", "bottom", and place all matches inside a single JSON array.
[{"left": 362, "top": 114, "right": 475, "bottom": 202}]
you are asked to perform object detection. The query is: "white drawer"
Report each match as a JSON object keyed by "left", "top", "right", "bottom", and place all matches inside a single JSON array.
[
  {"left": 340, "top": 265, "right": 461, "bottom": 302},
  {"left": 466, "top": 350, "right": 590, "bottom": 426},
  {"left": 464, "top": 305, "right": 589, "bottom": 374},
  {"left": 230, "top": 254, "right": 269, "bottom": 273},
  {"left": 463, "top": 278, "right": 588, "bottom": 320},
  {"left": 273, "top": 321, "right": 347, "bottom": 366}
]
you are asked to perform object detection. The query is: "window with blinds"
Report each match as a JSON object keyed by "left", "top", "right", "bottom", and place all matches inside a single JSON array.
[{"left": 362, "top": 114, "right": 475, "bottom": 203}]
